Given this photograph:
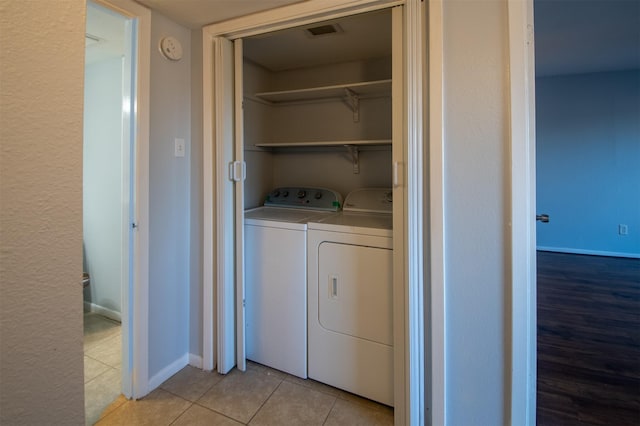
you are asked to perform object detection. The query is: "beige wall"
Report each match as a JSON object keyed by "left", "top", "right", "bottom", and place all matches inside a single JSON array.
[
  {"left": 443, "top": 1, "right": 510, "bottom": 423},
  {"left": 0, "top": 0, "right": 86, "bottom": 424}
]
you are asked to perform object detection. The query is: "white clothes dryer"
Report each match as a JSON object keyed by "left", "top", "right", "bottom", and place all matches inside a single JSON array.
[
  {"left": 307, "top": 188, "right": 393, "bottom": 406},
  {"left": 244, "top": 187, "right": 342, "bottom": 379}
]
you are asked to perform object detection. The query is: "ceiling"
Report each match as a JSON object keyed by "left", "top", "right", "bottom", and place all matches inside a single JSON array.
[
  {"left": 85, "top": 2, "right": 126, "bottom": 65},
  {"left": 135, "top": 0, "right": 308, "bottom": 29},
  {"left": 243, "top": 9, "right": 392, "bottom": 71},
  {"left": 534, "top": 0, "right": 640, "bottom": 76},
  {"left": 89, "top": 0, "right": 639, "bottom": 77}
]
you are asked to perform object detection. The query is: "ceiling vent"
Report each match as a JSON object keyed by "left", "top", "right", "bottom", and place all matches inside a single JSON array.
[{"left": 305, "top": 23, "right": 343, "bottom": 38}]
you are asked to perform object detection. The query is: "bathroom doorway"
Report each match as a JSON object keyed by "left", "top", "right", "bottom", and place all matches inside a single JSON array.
[
  {"left": 83, "top": 2, "right": 128, "bottom": 422},
  {"left": 82, "top": 0, "right": 150, "bottom": 422}
]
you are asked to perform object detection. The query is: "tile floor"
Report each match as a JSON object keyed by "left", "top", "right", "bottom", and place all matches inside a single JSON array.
[
  {"left": 84, "top": 313, "right": 122, "bottom": 425},
  {"left": 85, "top": 314, "right": 394, "bottom": 426}
]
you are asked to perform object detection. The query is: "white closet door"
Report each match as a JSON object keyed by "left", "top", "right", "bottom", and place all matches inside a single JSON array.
[
  {"left": 233, "top": 39, "right": 246, "bottom": 372},
  {"left": 214, "top": 36, "right": 236, "bottom": 374},
  {"left": 391, "top": 5, "right": 408, "bottom": 425}
]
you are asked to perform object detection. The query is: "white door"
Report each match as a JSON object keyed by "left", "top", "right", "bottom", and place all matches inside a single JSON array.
[
  {"left": 233, "top": 39, "right": 246, "bottom": 372},
  {"left": 213, "top": 36, "right": 237, "bottom": 374}
]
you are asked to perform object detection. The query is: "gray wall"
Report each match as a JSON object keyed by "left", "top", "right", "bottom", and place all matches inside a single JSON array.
[
  {"left": 190, "top": 28, "right": 204, "bottom": 360},
  {"left": 536, "top": 69, "right": 640, "bottom": 257},
  {"left": 83, "top": 57, "right": 124, "bottom": 316},
  {"left": 0, "top": 0, "right": 86, "bottom": 424},
  {"left": 443, "top": 1, "right": 510, "bottom": 423},
  {"left": 148, "top": 11, "right": 192, "bottom": 379}
]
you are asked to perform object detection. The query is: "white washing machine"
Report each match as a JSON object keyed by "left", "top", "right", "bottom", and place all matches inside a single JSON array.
[
  {"left": 307, "top": 188, "right": 393, "bottom": 406},
  {"left": 244, "top": 187, "right": 342, "bottom": 379}
]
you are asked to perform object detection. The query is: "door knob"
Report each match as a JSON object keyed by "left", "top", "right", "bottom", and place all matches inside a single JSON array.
[{"left": 536, "top": 214, "right": 549, "bottom": 223}]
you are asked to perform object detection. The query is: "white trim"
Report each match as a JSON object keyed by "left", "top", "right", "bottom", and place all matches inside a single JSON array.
[
  {"left": 147, "top": 353, "right": 189, "bottom": 391},
  {"left": 507, "top": 1, "right": 536, "bottom": 425},
  {"left": 201, "top": 2, "right": 426, "bottom": 424},
  {"left": 202, "top": 30, "right": 215, "bottom": 372},
  {"left": 203, "top": 0, "right": 403, "bottom": 39},
  {"left": 83, "top": 302, "right": 122, "bottom": 322},
  {"left": 189, "top": 353, "right": 203, "bottom": 369},
  {"left": 537, "top": 247, "right": 640, "bottom": 259},
  {"left": 89, "top": 0, "right": 150, "bottom": 401},
  {"left": 427, "top": 1, "right": 446, "bottom": 425}
]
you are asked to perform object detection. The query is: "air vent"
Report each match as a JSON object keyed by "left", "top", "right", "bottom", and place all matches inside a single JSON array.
[
  {"left": 305, "top": 23, "right": 343, "bottom": 38},
  {"left": 85, "top": 33, "right": 104, "bottom": 47}
]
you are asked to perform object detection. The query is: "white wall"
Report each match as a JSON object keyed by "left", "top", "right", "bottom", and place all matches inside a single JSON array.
[
  {"left": 83, "top": 57, "right": 124, "bottom": 316},
  {"left": 147, "top": 11, "right": 192, "bottom": 380},
  {"left": 0, "top": 1, "right": 86, "bottom": 424},
  {"left": 442, "top": 1, "right": 510, "bottom": 423},
  {"left": 536, "top": 69, "right": 640, "bottom": 257}
]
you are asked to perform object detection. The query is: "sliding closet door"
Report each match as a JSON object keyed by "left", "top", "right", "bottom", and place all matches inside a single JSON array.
[
  {"left": 233, "top": 39, "right": 246, "bottom": 372},
  {"left": 213, "top": 36, "right": 236, "bottom": 374},
  {"left": 391, "top": 6, "right": 408, "bottom": 425}
]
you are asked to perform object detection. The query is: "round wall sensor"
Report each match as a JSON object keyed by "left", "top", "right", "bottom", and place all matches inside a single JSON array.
[{"left": 159, "top": 36, "right": 182, "bottom": 61}]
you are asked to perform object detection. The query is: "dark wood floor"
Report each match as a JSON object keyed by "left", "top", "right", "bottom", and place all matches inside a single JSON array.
[{"left": 537, "top": 251, "right": 640, "bottom": 425}]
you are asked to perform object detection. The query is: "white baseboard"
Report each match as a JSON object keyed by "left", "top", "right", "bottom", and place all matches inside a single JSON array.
[
  {"left": 147, "top": 353, "right": 189, "bottom": 392},
  {"left": 189, "top": 353, "right": 203, "bottom": 369},
  {"left": 83, "top": 301, "right": 122, "bottom": 322},
  {"left": 537, "top": 246, "right": 640, "bottom": 259}
]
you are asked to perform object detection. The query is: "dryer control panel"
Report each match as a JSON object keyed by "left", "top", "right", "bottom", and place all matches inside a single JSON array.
[{"left": 264, "top": 187, "right": 342, "bottom": 211}]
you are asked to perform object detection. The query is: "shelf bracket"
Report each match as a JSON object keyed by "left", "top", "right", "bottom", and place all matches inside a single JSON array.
[
  {"left": 344, "top": 145, "right": 360, "bottom": 174},
  {"left": 343, "top": 88, "right": 360, "bottom": 123}
]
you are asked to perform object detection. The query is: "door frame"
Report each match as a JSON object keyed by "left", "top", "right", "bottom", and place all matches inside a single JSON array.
[
  {"left": 202, "top": 1, "right": 425, "bottom": 424},
  {"left": 507, "top": 0, "right": 537, "bottom": 424},
  {"left": 202, "top": 0, "right": 537, "bottom": 425},
  {"left": 88, "top": 0, "right": 151, "bottom": 399}
]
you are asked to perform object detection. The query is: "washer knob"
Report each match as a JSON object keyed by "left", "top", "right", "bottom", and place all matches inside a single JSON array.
[
  {"left": 282, "top": 190, "right": 289, "bottom": 197},
  {"left": 271, "top": 190, "right": 280, "bottom": 197},
  {"left": 297, "top": 190, "right": 306, "bottom": 199},
  {"left": 314, "top": 192, "right": 322, "bottom": 200}
]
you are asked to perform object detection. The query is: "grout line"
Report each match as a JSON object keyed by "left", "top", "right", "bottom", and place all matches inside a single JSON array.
[
  {"left": 322, "top": 395, "right": 339, "bottom": 426},
  {"left": 167, "top": 400, "right": 193, "bottom": 426},
  {"left": 245, "top": 376, "right": 284, "bottom": 425},
  {"left": 193, "top": 402, "right": 249, "bottom": 425}
]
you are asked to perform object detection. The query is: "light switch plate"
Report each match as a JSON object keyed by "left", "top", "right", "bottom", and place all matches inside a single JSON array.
[{"left": 175, "top": 138, "right": 185, "bottom": 157}]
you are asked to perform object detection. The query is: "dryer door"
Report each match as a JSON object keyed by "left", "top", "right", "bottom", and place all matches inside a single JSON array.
[{"left": 318, "top": 241, "right": 393, "bottom": 346}]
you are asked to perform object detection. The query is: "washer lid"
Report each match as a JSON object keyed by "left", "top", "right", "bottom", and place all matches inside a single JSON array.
[{"left": 343, "top": 188, "right": 392, "bottom": 213}]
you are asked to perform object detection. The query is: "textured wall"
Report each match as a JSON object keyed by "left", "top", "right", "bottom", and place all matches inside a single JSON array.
[
  {"left": 443, "top": 1, "right": 510, "bottom": 423},
  {"left": 0, "top": 0, "right": 86, "bottom": 424},
  {"left": 537, "top": 70, "right": 640, "bottom": 256}
]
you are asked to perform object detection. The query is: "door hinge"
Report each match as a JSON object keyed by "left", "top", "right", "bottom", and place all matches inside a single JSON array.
[{"left": 229, "top": 161, "right": 246, "bottom": 182}]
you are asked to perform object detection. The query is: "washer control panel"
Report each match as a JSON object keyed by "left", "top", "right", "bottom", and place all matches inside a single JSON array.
[{"left": 264, "top": 187, "right": 342, "bottom": 211}]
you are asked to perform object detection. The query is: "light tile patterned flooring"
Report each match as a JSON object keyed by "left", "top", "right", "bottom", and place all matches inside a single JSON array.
[
  {"left": 84, "top": 313, "right": 123, "bottom": 425},
  {"left": 85, "top": 314, "right": 393, "bottom": 425}
]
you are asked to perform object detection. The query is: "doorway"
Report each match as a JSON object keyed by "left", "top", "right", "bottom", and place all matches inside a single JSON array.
[
  {"left": 82, "top": 0, "right": 151, "bottom": 421},
  {"left": 83, "top": 2, "right": 129, "bottom": 422},
  {"left": 533, "top": 1, "right": 640, "bottom": 424}
]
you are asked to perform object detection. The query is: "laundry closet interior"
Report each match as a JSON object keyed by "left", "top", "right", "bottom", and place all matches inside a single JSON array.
[
  {"left": 228, "top": 6, "right": 403, "bottom": 408},
  {"left": 242, "top": 9, "right": 393, "bottom": 206}
]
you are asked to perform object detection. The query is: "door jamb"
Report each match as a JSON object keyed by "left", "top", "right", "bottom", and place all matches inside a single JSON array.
[
  {"left": 507, "top": 0, "right": 537, "bottom": 424},
  {"left": 87, "top": 0, "right": 151, "bottom": 399},
  {"left": 201, "top": 0, "right": 427, "bottom": 425}
]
